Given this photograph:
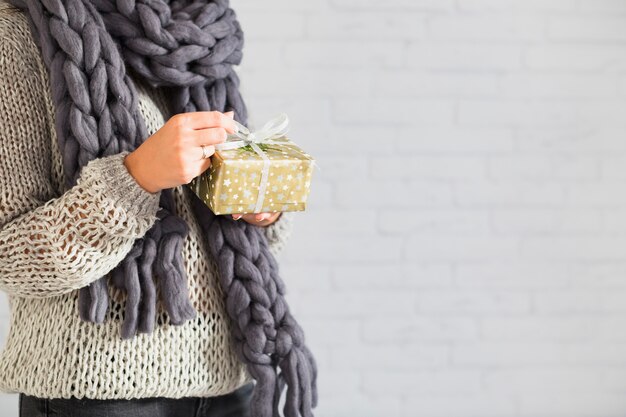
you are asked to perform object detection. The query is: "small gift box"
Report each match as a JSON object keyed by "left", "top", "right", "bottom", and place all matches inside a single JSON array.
[{"left": 188, "top": 113, "right": 316, "bottom": 215}]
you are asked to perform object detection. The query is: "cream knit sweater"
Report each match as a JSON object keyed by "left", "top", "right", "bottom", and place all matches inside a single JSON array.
[{"left": 0, "top": 1, "right": 294, "bottom": 400}]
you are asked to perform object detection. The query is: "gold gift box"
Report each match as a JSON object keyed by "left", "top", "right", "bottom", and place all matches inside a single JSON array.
[{"left": 188, "top": 138, "right": 315, "bottom": 215}]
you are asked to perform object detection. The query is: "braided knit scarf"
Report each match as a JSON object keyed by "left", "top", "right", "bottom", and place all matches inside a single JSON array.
[{"left": 6, "top": 0, "right": 318, "bottom": 415}]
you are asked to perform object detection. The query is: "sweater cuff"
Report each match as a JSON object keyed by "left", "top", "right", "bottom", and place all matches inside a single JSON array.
[
  {"left": 263, "top": 211, "right": 295, "bottom": 256},
  {"left": 78, "top": 151, "right": 162, "bottom": 220}
]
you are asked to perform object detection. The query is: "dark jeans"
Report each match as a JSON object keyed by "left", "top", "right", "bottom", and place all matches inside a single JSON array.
[{"left": 19, "top": 382, "right": 254, "bottom": 417}]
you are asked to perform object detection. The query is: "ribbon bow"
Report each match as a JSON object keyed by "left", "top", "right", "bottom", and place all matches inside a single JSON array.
[{"left": 215, "top": 113, "right": 290, "bottom": 152}]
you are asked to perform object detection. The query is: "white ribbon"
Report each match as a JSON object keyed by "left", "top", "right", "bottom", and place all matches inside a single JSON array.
[
  {"left": 214, "top": 113, "right": 291, "bottom": 213},
  {"left": 215, "top": 113, "right": 291, "bottom": 152}
]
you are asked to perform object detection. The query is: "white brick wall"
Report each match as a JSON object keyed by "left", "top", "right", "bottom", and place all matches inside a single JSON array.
[
  {"left": 236, "top": 0, "right": 626, "bottom": 416},
  {"left": 2, "top": 1, "right": 626, "bottom": 416}
]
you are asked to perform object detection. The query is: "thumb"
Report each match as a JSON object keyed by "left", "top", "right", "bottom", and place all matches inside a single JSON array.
[{"left": 225, "top": 111, "right": 234, "bottom": 119}]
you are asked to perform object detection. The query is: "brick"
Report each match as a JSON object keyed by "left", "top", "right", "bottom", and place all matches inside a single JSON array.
[
  {"left": 306, "top": 12, "right": 424, "bottom": 40},
  {"left": 315, "top": 395, "right": 401, "bottom": 417},
  {"left": 331, "top": 345, "right": 449, "bottom": 370},
  {"left": 295, "top": 290, "right": 416, "bottom": 318},
  {"left": 417, "top": 290, "right": 531, "bottom": 314},
  {"left": 491, "top": 209, "right": 602, "bottom": 234},
  {"left": 455, "top": 182, "right": 565, "bottom": 206},
  {"left": 290, "top": 209, "right": 377, "bottom": 236},
  {"left": 579, "top": 0, "right": 626, "bottom": 12},
  {"left": 604, "top": 211, "right": 626, "bottom": 232},
  {"left": 484, "top": 369, "right": 608, "bottom": 393},
  {"left": 407, "top": 236, "right": 519, "bottom": 261},
  {"left": 520, "top": 237, "right": 626, "bottom": 261},
  {"left": 331, "top": 264, "right": 454, "bottom": 289},
  {"left": 548, "top": 17, "right": 626, "bottom": 41},
  {"left": 331, "top": 0, "right": 454, "bottom": 11},
  {"left": 280, "top": 265, "right": 332, "bottom": 290},
  {"left": 532, "top": 291, "right": 623, "bottom": 314},
  {"left": 487, "top": 156, "right": 553, "bottom": 180},
  {"left": 454, "top": 342, "right": 626, "bottom": 367},
  {"left": 568, "top": 264, "right": 626, "bottom": 288},
  {"left": 243, "top": 97, "right": 331, "bottom": 126},
  {"left": 244, "top": 68, "right": 371, "bottom": 98},
  {"left": 315, "top": 370, "right": 361, "bottom": 399},
  {"left": 481, "top": 317, "right": 597, "bottom": 341},
  {"left": 241, "top": 40, "right": 284, "bottom": 69},
  {"left": 290, "top": 125, "right": 396, "bottom": 157},
  {"left": 373, "top": 72, "right": 499, "bottom": 97},
  {"left": 563, "top": 344, "right": 626, "bottom": 365},
  {"left": 588, "top": 315, "right": 626, "bottom": 341},
  {"left": 501, "top": 74, "right": 618, "bottom": 98},
  {"left": 236, "top": 0, "right": 331, "bottom": 11},
  {"left": 300, "top": 179, "right": 333, "bottom": 208},
  {"left": 428, "top": 15, "right": 545, "bottom": 41},
  {"left": 335, "top": 180, "right": 454, "bottom": 208},
  {"left": 405, "top": 394, "right": 517, "bottom": 417},
  {"left": 378, "top": 209, "right": 490, "bottom": 234},
  {"left": 457, "top": 0, "right": 576, "bottom": 11},
  {"left": 552, "top": 156, "right": 600, "bottom": 180},
  {"left": 296, "top": 318, "right": 361, "bottom": 347},
  {"left": 515, "top": 127, "right": 626, "bottom": 153},
  {"left": 313, "top": 156, "right": 368, "bottom": 181},
  {"left": 455, "top": 262, "right": 572, "bottom": 289},
  {"left": 334, "top": 98, "right": 455, "bottom": 125},
  {"left": 0, "top": 395, "right": 16, "bottom": 417},
  {"left": 363, "top": 370, "right": 482, "bottom": 395},
  {"left": 284, "top": 40, "right": 405, "bottom": 69},
  {"left": 458, "top": 100, "right": 580, "bottom": 127},
  {"left": 237, "top": 12, "right": 306, "bottom": 39},
  {"left": 408, "top": 43, "right": 523, "bottom": 70},
  {"left": 285, "top": 233, "right": 405, "bottom": 262},
  {"left": 363, "top": 317, "right": 478, "bottom": 343},
  {"left": 519, "top": 393, "right": 626, "bottom": 416},
  {"left": 525, "top": 45, "right": 626, "bottom": 71},
  {"left": 566, "top": 182, "right": 626, "bottom": 207},
  {"left": 452, "top": 343, "right": 567, "bottom": 366},
  {"left": 601, "top": 156, "right": 626, "bottom": 179},
  {"left": 395, "top": 127, "right": 515, "bottom": 153},
  {"left": 373, "top": 156, "right": 487, "bottom": 180}
]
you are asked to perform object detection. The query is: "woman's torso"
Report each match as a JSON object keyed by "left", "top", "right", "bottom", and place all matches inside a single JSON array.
[{"left": 0, "top": 1, "right": 253, "bottom": 400}]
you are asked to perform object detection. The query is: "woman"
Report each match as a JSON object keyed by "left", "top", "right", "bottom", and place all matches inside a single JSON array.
[{"left": 0, "top": 0, "right": 308, "bottom": 416}]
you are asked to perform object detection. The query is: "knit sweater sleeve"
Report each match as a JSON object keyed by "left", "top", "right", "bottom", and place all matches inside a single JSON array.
[
  {"left": 0, "top": 31, "right": 163, "bottom": 299},
  {"left": 263, "top": 211, "right": 295, "bottom": 258}
]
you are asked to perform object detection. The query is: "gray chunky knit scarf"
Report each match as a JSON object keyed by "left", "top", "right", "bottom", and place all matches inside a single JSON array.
[{"left": 7, "top": 0, "right": 318, "bottom": 415}]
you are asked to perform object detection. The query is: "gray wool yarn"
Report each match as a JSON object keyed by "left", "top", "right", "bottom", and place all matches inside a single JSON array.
[{"left": 6, "top": 0, "right": 318, "bottom": 415}]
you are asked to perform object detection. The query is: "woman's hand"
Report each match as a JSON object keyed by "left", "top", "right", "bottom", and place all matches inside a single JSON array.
[
  {"left": 123, "top": 111, "right": 237, "bottom": 194},
  {"left": 231, "top": 212, "right": 282, "bottom": 227}
]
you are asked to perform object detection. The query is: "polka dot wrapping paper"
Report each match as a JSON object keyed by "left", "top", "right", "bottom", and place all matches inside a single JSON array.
[{"left": 188, "top": 137, "right": 315, "bottom": 215}]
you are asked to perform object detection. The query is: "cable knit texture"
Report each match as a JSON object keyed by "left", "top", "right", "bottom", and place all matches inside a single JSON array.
[{"left": 0, "top": 1, "right": 295, "bottom": 400}]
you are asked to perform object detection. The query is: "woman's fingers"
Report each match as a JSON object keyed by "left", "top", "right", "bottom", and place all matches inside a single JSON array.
[
  {"left": 196, "top": 144, "right": 215, "bottom": 160},
  {"left": 232, "top": 213, "right": 270, "bottom": 221},
  {"left": 231, "top": 212, "right": 281, "bottom": 226},
  {"left": 189, "top": 127, "right": 227, "bottom": 147},
  {"left": 181, "top": 110, "right": 237, "bottom": 158},
  {"left": 186, "top": 157, "right": 212, "bottom": 182},
  {"left": 173, "top": 111, "right": 237, "bottom": 133},
  {"left": 254, "top": 213, "right": 271, "bottom": 222}
]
